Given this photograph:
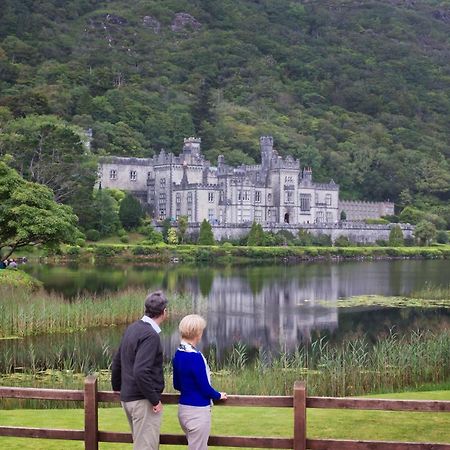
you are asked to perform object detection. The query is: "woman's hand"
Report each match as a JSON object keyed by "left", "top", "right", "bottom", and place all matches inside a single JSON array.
[{"left": 220, "top": 392, "right": 228, "bottom": 400}]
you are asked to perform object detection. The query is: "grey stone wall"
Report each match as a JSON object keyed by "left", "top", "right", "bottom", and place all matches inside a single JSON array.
[{"left": 170, "top": 222, "right": 414, "bottom": 244}]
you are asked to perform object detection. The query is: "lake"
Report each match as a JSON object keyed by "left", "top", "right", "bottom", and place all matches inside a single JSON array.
[{"left": 6, "top": 259, "right": 450, "bottom": 369}]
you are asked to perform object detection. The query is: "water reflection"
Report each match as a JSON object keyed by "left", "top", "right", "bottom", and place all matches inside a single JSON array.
[{"left": 7, "top": 260, "right": 449, "bottom": 369}]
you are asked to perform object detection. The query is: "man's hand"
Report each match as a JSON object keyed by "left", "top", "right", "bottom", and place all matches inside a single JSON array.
[
  {"left": 153, "top": 401, "right": 163, "bottom": 413},
  {"left": 220, "top": 392, "right": 228, "bottom": 400}
]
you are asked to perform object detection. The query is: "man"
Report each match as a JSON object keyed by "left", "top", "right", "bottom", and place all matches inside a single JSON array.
[{"left": 112, "top": 291, "right": 168, "bottom": 450}]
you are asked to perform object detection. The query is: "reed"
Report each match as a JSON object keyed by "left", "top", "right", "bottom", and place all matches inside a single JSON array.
[
  {"left": 0, "top": 286, "right": 195, "bottom": 338},
  {"left": 409, "top": 283, "right": 450, "bottom": 300},
  {"left": 1, "top": 329, "right": 449, "bottom": 409}
]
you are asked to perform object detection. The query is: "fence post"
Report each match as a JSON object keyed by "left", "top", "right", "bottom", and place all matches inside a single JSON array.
[
  {"left": 84, "top": 375, "right": 99, "bottom": 450},
  {"left": 293, "top": 381, "right": 306, "bottom": 450}
]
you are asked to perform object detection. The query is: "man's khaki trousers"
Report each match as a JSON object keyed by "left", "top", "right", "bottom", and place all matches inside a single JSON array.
[{"left": 122, "top": 399, "right": 162, "bottom": 450}]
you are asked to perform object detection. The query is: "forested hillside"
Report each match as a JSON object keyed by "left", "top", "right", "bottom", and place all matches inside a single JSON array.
[{"left": 0, "top": 0, "right": 449, "bottom": 226}]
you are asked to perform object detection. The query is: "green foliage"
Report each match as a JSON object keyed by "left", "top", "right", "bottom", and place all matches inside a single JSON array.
[
  {"left": 91, "top": 189, "right": 120, "bottom": 236},
  {"left": 94, "top": 245, "right": 124, "bottom": 258},
  {"left": 0, "top": 269, "right": 42, "bottom": 290},
  {"left": 334, "top": 235, "right": 352, "bottom": 247},
  {"left": 389, "top": 225, "right": 404, "bottom": 247},
  {"left": 85, "top": 229, "right": 100, "bottom": 242},
  {"left": 118, "top": 193, "right": 144, "bottom": 230},
  {"left": 399, "top": 207, "right": 426, "bottom": 225},
  {"left": 0, "top": 161, "right": 79, "bottom": 261},
  {"left": 146, "top": 225, "right": 164, "bottom": 245},
  {"left": 297, "top": 229, "right": 314, "bottom": 246},
  {"left": 167, "top": 227, "right": 178, "bottom": 245},
  {"left": 414, "top": 221, "right": 437, "bottom": 246},
  {"left": 247, "top": 222, "right": 264, "bottom": 246},
  {"left": 0, "top": 0, "right": 449, "bottom": 228},
  {"left": 177, "top": 216, "right": 188, "bottom": 244},
  {"left": 198, "top": 219, "right": 214, "bottom": 245},
  {"left": 436, "top": 231, "right": 449, "bottom": 245},
  {"left": 161, "top": 218, "right": 172, "bottom": 243}
]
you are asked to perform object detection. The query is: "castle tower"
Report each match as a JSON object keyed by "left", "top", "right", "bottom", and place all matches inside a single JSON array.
[
  {"left": 260, "top": 136, "right": 274, "bottom": 170},
  {"left": 183, "top": 137, "right": 201, "bottom": 159}
]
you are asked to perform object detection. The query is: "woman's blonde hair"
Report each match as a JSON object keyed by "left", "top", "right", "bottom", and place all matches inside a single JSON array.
[{"left": 179, "top": 314, "right": 207, "bottom": 340}]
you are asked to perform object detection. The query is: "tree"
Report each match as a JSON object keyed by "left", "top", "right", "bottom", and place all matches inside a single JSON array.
[
  {"left": 198, "top": 219, "right": 214, "bottom": 245},
  {"left": 0, "top": 161, "right": 79, "bottom": 261},
  {"left": 167, "top": 227, "right": 179, "bottom": 244},
  {"left": 388, "top": 225, "right": 404, "bottom": 246},
  {"left": 0, "top": 115, "right": 94, "bottom": 203},
  {"left": 247, "top": 222, "right": 264, "bottom": 246},
  {"left": 161, "top": 218, "right": 172, "bottom": 243},
  {"left": 399, "top": 206, "right": 425, "bottom": 225},
  {"left": 414, "top": 220, "right": 436, "bottom": 246},
  {"left": 177, "top": 216, "right": 188, "bottom": 244},
  {"left": 119, "top": 193, "right": 144, "bottom": 230},
  {"left": 91, "top": 189, "right": 120, "bottom": 236},
  {"left": 436, "top": 230, "right": 449, "bottom": 244}
]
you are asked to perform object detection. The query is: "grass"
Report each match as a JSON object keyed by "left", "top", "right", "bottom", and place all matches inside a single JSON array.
[
  {"left": 1, "top": 330, "right": 449, "bottom": 401},
  {"left": 0, "top": 390, "right": 449, "bottom": 449},
  {"left": 0, "top": 286, "right": 195, "bottom": 337},
  {"left": 0, "top": 269, "right": 42, "bottom": 290},
  {"left": 328, "top": 294, "right": 450, "bottom": 308}
]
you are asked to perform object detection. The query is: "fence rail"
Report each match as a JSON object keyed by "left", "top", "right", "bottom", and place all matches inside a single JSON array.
[{"left": 0, "top": 376, "right": 449, "bottom": 450}]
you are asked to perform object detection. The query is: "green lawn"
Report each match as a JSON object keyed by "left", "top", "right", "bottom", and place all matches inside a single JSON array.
[{"left": 0, "top": 390, "right": 449, "bottom": 449}]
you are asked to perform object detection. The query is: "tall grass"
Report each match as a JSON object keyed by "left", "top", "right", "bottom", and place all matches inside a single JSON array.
[
  {"left": 0, "top": 286, "right": 195, "bottom": 338},
  {"left": 410, "top": 284, "right": 450, "bottom": 300},
  {"left": 1, "top": 329, "right": 449, "bottom": 408}
]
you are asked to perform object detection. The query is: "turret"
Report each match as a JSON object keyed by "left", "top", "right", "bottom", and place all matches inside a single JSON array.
[
  {"left": 260, "top": 136, "right": 274, "bottom": 169},
  {"left": 183, "top": 137, "right": 201, "bottom": 158}
]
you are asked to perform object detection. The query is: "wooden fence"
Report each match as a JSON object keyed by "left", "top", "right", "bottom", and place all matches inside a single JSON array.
[{"left": 1, "top": 376, "right": 450, "bottom": 449}]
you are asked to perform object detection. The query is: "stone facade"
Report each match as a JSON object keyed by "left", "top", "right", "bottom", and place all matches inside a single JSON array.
[
  {"left": 99, "top": 136, "right": 341, "bottom": 226},
  {"left": 339, "top": 200, "right": 395, "bottom": 221}
]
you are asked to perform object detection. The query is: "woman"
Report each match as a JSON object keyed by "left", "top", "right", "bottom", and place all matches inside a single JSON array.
[{"left": 173, "top": 314, "right": 227, "bottom": 450}]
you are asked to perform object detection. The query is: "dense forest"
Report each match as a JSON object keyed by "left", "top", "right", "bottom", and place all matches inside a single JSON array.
[{"left": 0, "top": 0, "right": 449, "bottom": 229}]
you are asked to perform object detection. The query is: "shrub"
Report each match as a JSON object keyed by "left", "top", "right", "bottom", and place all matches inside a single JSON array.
[
  {"left": 94, "top": 245, "right": 123, "bottom": 258},
  {"left": 364, "top": 218, "right": 389, "bottom": 224},
  {"left": 389, "top": 225, "right": 404, "bottom": 246},
  {"left": 117, "top": 229, "right": 127, "bottom": 237},
  {"left": 436, "top": 230, "right": 449, "bottom": 244},
  {"left": 66, "top": 246, "right": 81, "bottom": 256},
  {"left": 312, "top": 234, "right": 332, "bottom": 246},
  {"left": 75, "top": 238, "right": 86, "bottom": 247},
  {"left": 198, "top": 220, "right": 214, "bottom": 245},
  {"left": 297, "top": 229, "right": 314, "bottom": 246},
  {"left": 334, "top": 235, "right": 351, "bottom": 247},
  {"left": 120, "top": 235, "right": 129, "bottom": 243},
  {"left": 86, "top": 229, "right": 100, "bottom": 242},
  {"left": 167, "top": 227, "right": 179, "bottom": 244}
]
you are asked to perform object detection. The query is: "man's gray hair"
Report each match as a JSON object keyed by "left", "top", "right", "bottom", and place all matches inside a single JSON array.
[{"left": 144, "top": 290, "right": 168, "bottom": 318}]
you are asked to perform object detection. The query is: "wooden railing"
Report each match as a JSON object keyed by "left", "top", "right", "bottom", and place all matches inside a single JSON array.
[{"left": 1, "top": 377, "right": 449, "bottom": 449}]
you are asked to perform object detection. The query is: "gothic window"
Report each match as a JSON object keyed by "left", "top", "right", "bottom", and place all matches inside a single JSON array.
[
  {"left": 326, "top": 212, "right": 333, "bottom": 223},
  {"left": 326, "top": 194, "right": 332, "bottom": 206},
  {"left": 187, "top": 208, "right": 192, "bottom": 221},
  {"left": 300, "top": 194, "right": 311, "bottom": 212},
  {"left": 238, "top": 191, "right": 242, "bottom": 201},
  {"left": 159, "top": 193, "right": 166, "bottom": 204},
  {"left": 267, "top": 193, "right": 272, "bottom": 203},
  {"left": 160, "top": 178, "right": 166, "bottom": 188},
  {"left": 317, "top": 210, "right": 324, "bottom": 223},
  {"left": 254, "top": 209, "right": 262, "bottom": 223},
  {"left": 208, "top": 208, "right": 214, "bottom": 221},
  {"left": 110, "top": 169, "right": 117, "bottom": 180},
  {"left": 130, "top": 170, "right": 137, "bottom": 181},
  {"left": 176, "top": 193, "right": 181, "bottom": 204},
  {"left": 219, "top": 191, "right": 224, "bottom": 202},
  {"left": 285, "top": 191, "right": 294, "bottom": 203},
  {"left": 208, "top": 192, "right": 214, "bottom": 203},
  {"left": 244, "top": 191, "right": 250, "bottom": 201},
  {"left": 255, "top": 191, "right": 261, "bottom": 203},
  {"left": 187, "top": 192, "right": 193, "bottom": 203},
  {"left": 285, "top": 175, "right": 293, "bottom": 182}
]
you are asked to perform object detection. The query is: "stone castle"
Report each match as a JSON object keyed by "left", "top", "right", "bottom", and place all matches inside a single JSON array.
[{"left": 98, "top": 136, "right": 394, "bottom": 227}]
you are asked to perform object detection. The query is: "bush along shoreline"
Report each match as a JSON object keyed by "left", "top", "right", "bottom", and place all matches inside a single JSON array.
[{"left": 56, "top": 243, "right": 450, "bottom": 264}]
